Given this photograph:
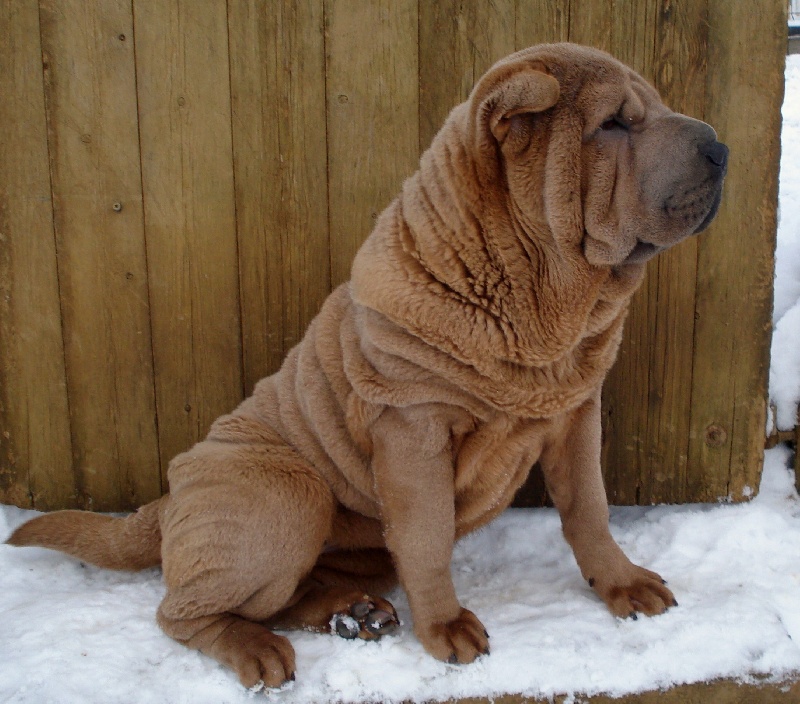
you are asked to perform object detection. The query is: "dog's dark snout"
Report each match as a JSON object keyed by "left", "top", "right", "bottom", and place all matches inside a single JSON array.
[{"left": 699, "top": 140, "right": 729, "bottom": 170}]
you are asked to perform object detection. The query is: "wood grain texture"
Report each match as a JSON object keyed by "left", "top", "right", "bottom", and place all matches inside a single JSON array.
[
  {"left": 515, "top": 0, "right": 570, "bottom": 48},
  {"left": 687, "top": 0, "right": 785, "bottom": 501},
  {"left": 568, "top": 0, "right": 613, "bottom": 50},
  {"left": 0, "top": 0, "right": 74, "bottom": 509},
  {"left": 455, "top": 676, "right": 800, "bottom": 703},
  {"left": 0, "top": 2, "right": 783, "bottom": 510},
  {"left": 600, "top": 1, "right": 709, "bottom": 505},
  {"left": 325, "top": 0, "right": 419, "bottom": 287},
  {"left": 38, "top": 0, "right": 161, "bottom": 511},
  {"left": 228, "top": 0, "right": 330, "bottom": 390},
  {"left": 134, "top": 0, "right": 243, "bottom": 483}
]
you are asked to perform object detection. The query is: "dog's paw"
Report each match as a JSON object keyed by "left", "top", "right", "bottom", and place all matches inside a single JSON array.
[
  {"left": 214, "top": 622, "right": 296, "bottom": 689},
  {"left": 330, "top": 595, "right": 399, "bottom": 641},
  {"left": 416, "top": 608, "right": 490, "bottom": 664},
  {"left": 590, "top": 564, "right": 677, "bottom": 619}
]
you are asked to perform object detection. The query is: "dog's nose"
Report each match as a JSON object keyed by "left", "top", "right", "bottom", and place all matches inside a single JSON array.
[{"left": 699, "top": 140, "right": 729, "bottom": 170}]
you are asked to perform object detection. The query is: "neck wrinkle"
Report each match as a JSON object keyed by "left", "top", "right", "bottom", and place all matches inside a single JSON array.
[
  {"left": 402, "top": 121, "right": 502, "bottom": 309},
  {"left": 402, "top": 116, "right": 614, "bottom": 367},
  {"left": 350, "top": 104, "right": 640, "bottom": 376}
]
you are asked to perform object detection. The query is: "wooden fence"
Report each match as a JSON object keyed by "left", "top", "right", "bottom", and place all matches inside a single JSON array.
[{"left": 0, "top": 1, "right": 787, "bottom": 511}]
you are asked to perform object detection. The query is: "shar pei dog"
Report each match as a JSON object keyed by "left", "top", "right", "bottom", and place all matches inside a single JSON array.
[{"left": 8, "top": 43, "right": 727, "bottom": 688}]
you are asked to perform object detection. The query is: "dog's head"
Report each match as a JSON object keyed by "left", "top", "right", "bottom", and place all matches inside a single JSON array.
[
  {"left": 350, "top": 43, "right": 728, "bottom": 382},
  {"left": 470, "top": 43, "right": 728, "bottom": 268}
]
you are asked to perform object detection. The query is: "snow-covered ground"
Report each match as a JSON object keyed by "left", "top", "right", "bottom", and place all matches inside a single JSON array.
[{"left": 3, "top": 58, "right": 800, "bottom": 704}]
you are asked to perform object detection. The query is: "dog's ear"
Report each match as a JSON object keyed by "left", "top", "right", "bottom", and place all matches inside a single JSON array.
[{"left": 474, "top": 61, "right": 560, "bottom": 143}]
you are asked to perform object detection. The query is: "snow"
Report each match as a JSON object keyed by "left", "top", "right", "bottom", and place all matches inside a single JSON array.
[
  {"left": 3, "top": 59, "right": 800, "bottom": 704},
  {"left": 772, "top": 56, "right": 800, "bottom": 431},
  {"left": 2, "top": 450, "right": 800, "bottom": 703}
]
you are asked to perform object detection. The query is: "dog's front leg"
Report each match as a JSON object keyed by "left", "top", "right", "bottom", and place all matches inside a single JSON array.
[
  {"left": 371, "top": 405, "right": 489, "bottom": 664},
  {"left": 540, "top": 388, "right": 677, "bottom": 619}
]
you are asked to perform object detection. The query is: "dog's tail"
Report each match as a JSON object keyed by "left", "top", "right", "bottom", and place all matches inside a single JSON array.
[{"left": 5, "top": 495, "right": 168, "bottom": 571}]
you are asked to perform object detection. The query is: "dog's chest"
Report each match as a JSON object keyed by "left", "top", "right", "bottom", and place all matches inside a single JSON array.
[{"left": 451, "top": 413, "right": 551, "bottom": 535}]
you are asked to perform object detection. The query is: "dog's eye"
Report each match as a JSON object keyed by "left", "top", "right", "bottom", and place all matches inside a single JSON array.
[{"left": 600, "top": 116, "right": 627, "bottom": 131}]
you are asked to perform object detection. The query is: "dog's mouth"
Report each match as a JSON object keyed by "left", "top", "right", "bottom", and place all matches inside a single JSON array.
[
  {"left": 582, "top": 233, "right": 664, "bottom": 268},
  {"left": 623, "top": 240, "right": 663, "bottom": 265},
  {"left": 620, "top": 183, "right": 723, "bottom": 266},
  {"left": 691, "top": 186, "right": 724, "bottom": 235}
]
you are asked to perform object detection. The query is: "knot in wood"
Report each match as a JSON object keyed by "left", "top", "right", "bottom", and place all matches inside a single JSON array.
[{"left": 704, "top": 423, "right": 727, "bottom": 448}]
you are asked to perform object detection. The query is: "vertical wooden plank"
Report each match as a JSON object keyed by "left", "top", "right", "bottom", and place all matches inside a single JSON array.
[
  {"left": 687, "top": 0, "right": 785, "bottom": 501},
  {"left": 568, "top": 0, "right": 613, "bottom": 50},
  {"left": 610, "top": 1, "right": 659, "bottom": 74},
  {"left": 637, "top": 2, "right": 709, "bottom": 504},
  {"left": 39, "top": 0, "right": 160, "bottom": 511},
  {"left": 515, "top": 0, "right": 570, "bottom": 48},
  {"left": 569, "top": 3, "right": 659, "bottom": 84},
  {"left": 228, "top": 0, "right": 330, "bottom": 390},
  {"left": 418, "top": 0, "right": 515, "bottom": 152},
  {"left": 0, "top": 0, "right": 74, "bottom": 510},
  {"left": 325, "top": 0, "right": 420, "bottom": 287},
  {"left": 134, "top": 0, "right": 243, "bottom": 482},
  {"left": 602, "top": 2, "right": 711, "bottom": 505}
]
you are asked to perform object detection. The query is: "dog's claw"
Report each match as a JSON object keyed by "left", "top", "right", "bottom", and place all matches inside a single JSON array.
[
  {"left": 332, "top": 614, "right": 360, "bottom": 639},
  {"left": 332, "top": 597, "right": 399, "bottom": 641},
  {"left": 350, "top": 601, "right": 373, "bottom": 620},
  {"left": 365, "top": 609, "right": 398, "bottom": 636},
  {"left": 448, "top": 653, "right": 458, "bottom": 664}
]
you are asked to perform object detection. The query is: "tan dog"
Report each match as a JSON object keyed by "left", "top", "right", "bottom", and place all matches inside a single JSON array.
[{"left": 7, "top": 43, "right": 727, "bottom": 689}]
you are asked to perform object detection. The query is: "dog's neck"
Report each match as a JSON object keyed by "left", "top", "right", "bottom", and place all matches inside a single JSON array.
[{"left": 352, "top": 111, "right": 644, "bottom": 375}]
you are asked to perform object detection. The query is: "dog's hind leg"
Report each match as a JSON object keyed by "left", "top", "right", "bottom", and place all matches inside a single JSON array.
[
  {"left": 266, "top": 548, "right": 400, "bottom": 639},
  {"left": 156, "top": 440, "right": 335, "bottom": 688}
]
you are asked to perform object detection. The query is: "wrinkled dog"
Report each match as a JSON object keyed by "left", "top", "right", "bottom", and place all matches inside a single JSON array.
[{"left": 8, "top": 44, "right": 727, "bottom": 688}]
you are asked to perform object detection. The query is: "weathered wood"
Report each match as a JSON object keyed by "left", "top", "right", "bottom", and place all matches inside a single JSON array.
[
  {"left": 568, "top": 0, "right": 613, "bottom": 50},
  {"left": 449, "top": 676, "right": 800, "bottom": 703},
  {"left": 687, "top": 0, "right": 785, "bottom": 502},
  {"left": 600, "top": 2, "right": 710, "bottom": 505},
  {"left": 0, "top": 2, "right": 784, "bottom": 510},
  {"left": 38, "top": 0, "right": 160, "bottom": 511},
  {"left": 419, "top": 0, "right": 515, "bottom": 152},
  {"left": 515, "top": 0, "right": 570, "bottom": 48},
  {"left": 325, "top": 0, "right": 419, "bottom": 288},
  {"left": 636, "top": 1, "right": 707, "bottom": 504},
  {"left": 611, "top": 1, "right": 659, "bottom": 74},
  {"left": 228, "top": 0, "right": 330, "bottom": 389},
  {"left": 0, "top": 0, "right": 74, "bottom": 510},
  {"left": 134, "top": 0, "right": 243, "bottom": 483}
]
